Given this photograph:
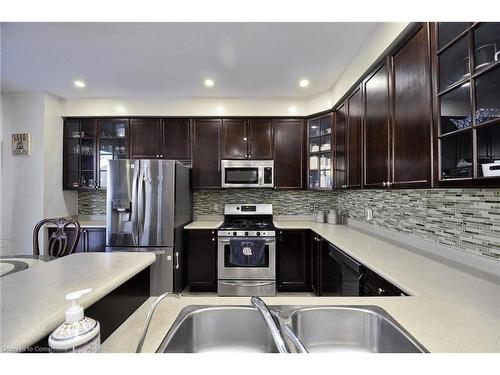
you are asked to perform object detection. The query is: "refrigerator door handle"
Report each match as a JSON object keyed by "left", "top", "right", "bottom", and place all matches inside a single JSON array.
[
  {"left": 174, "top": 251, "right": 180, "bottom": 270},
  {"left": 131, "top": 162, "right": 139, "bottom": 246},
  {"left": 137, "top": 164, "right": 146, "bottom": 242}
]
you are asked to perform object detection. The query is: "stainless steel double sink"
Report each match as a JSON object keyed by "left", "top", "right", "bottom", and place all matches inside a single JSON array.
[{"left": 156, "top": 305, "right": 427, "bottom": 353}]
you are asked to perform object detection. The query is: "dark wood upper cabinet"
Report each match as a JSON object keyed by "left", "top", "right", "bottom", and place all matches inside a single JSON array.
[
  {"left": 222, "top": 119, "right": 248, "bottom": 159},
  {"left": 186, "top": 229, "right": 217, "bottom": 292},
  {"left": 334, "top": 105, "right": 347, "bottom": 189},
  {"left": 129, "top": 118, "right": 162, "bottom": 158},
  {"left": 273, "top": 118, "right": 304, "bottom": 189},
  {"left": 277, "top": 230, "right": 310, "bottom": 292},
  {"left": 162, "top": 118, "right": 191, "bottom": 159},
  {"left": 346, "top": 88, "right": 363, "bottom": 188},
  {"left": 192, "top": 119, "right": 221, "bottom": 189},
  {"left": 221, "top": 118, "right": 273, "bottom": 159},
  {"left": 364, "top": 63, "right": 390, "bottom": 188},
  {"left": 248, "top": 119, "right": 273, "bottom": 159},
  {"left": 391, "top": 25, "right": 432, "bottom": 188}
]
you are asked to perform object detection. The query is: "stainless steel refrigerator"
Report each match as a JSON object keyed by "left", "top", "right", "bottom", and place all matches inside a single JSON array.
[{"left": 106, "top": 159, "right": 191, "bottom": 296}]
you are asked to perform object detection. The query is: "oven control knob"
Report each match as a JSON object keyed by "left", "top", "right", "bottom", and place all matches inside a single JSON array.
[
  {"left": 256, "top": 232, "right": 261, "bottom": 236},
  {"left": 233, "top": 232, "right": 237, "bottom": 236},
  {"left": 244, "top": 231, "right": 249, "bottom": 236}
]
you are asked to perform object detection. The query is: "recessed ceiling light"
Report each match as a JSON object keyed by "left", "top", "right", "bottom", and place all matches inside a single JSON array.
[
  {"left": 74, "top": 80, "right": 86, "bottom": 88},
  {"left": 299, "top": 79, "right": 309, "bottom": 88},
  {"left": 204, "top": 79, "right": 215, "bottom": 87}
]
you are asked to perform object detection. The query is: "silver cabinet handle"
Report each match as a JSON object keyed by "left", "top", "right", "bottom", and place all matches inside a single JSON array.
[
  {"left": 377, "top": 287, "right": 386, "bottom": 295},
  {"left": 220, "top": 280, "right": 274, "bottom": 287},
  {"left": 174, "top": 252, "right": 180, "bottom": 270},
  {"left": 212, "top": 237, "right": 216, "bottom": 242},
  {"left": 382, "top": 182, "right": 386, "bottom": 187}
]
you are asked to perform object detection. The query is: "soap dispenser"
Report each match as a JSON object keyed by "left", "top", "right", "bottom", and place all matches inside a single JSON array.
[{"left": 48, "top": 288, "right": 100, "bottom": 353}]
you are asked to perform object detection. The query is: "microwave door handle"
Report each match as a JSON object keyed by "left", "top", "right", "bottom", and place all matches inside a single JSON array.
[{"left": 259, "top": 166, "right": 263, "bottom": 186}]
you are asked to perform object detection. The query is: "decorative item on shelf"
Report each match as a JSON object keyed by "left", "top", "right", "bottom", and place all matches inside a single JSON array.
[
  {"left": 442, "top": 158, "right": 473, "bottom": 179},
  {"left": 315, "top": 210, "right": 325, "bottom": 223},
  {"left": 475, "top": 43, "right": 497, "bottom": 70},
  {"left": 481, "top": 160, "right": 500, "bottom": 177},
  {"left": 116, "top": 126, "right": 126, "bottom": 138},
  {"left": 71, "top": 131, "right": 81, "bottom": 138},
  {"left": 11, "top": 133, "right": 32, "bottom": 156}
]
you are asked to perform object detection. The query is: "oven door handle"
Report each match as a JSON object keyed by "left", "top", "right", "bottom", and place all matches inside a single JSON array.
[
  {"left": 219, "top": 239, "right": 275, "bottom": 243},
  {"left": 219, "top": 280, "right": 275, "bottom": 287}
]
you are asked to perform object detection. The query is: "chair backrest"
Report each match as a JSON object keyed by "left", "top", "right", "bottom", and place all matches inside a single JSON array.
[{"left": 33, "top": 218, "right": 81, "bottom": 257}]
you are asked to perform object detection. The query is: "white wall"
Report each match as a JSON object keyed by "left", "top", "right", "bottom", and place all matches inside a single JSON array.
[
  {"left": 62, "top": 97, "right": 308, "bottom": 117},
  {"left": 0, "top": 92, "right": 77, "bottom": 255},
  {"left": 306, "top": 22, "right": 410, "bottom": 113},
  {"left": 43, "top": 94, "right": 78, "bottom": 218}
]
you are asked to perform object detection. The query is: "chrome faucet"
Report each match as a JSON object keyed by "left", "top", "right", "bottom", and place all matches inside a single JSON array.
[
  {"left": 251, "top": 296, "right": 289, "bottom": 353},
  {"left": 136, "top": 292, "right": 181, "bottom": 353}
]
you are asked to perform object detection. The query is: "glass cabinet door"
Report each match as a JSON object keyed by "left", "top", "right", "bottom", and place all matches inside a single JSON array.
[
  {"left": 97, "top": 119, "right": 129, "bottom": 189},
  {"left": 307, "top": 114, "right": 333, "bottom": 189},
  {"left": 64, "top": 119, "right": 96, "bottom": 190}
]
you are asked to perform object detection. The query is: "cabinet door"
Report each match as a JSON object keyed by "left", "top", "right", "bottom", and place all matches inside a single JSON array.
[
  {"left": 310, "top": 232, "right": 321, "bottom": 295},
  {"left": 186, "top": 230, "right": 217, "bottom": 292},
  {"left": 63, "top": 118, "right": 97, "bottom": 190},
  {"left": 85, "top": 228, "right": 106, "bottom": 252},
  {"left": 130, "top": 119, "right": 162, "bottom": 158},
  {"left": 222, "top": 119, "right": 248, "bottom": 159},
  {"left": 334, "top": 105, "right": 347, "bottom": 189},
  {"left": 162, "top": 118, "right": 191, "bottom": 159},
  {"left": 248, "top": 119, "right": 273, "bottom": 159},
  {"left": 391, "top": 25, "right": 432, "bottom": 187},
  {"left": 192, "top": 119, "right": 221, "bottom": 189},
  {"left": 96, "top": 118, "right": 129, "bottom": 189},
  {"left": 347, "top": 88, "right": 363, "bottom": 188},
  {"left": 277, "top": 230, "right": 309, "bottom": 292},
  {"left": 364, "top": 64, "right": 390, "bottom": 188},
  {"left": 273, "top": 118, "right": 304, "bottom": 189}
]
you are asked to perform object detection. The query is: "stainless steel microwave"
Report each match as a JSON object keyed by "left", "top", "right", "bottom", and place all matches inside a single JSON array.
[{"left": 221, "top": 160, "right": 274, "bottom": 188}]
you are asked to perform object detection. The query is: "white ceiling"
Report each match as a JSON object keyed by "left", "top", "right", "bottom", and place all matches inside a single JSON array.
[{"left": 1, "top": 22, "right": 379, "bottom": 99}]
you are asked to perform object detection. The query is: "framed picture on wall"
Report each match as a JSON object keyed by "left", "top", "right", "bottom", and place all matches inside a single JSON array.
[{"left": 11, "top": 133, "right": 32, "bottom": 156}]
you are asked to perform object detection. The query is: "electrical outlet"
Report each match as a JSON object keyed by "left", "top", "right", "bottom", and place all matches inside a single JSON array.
[
  {"left": 309, "top": 204, "right": 315, "bottom": 212},
  {"left": 365, "top": 207, "right": 373, "bottom": 221}
]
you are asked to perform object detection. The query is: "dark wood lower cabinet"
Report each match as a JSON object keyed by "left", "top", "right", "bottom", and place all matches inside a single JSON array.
[
  {"left": 277, "top": 230, "right": 310, "bottom": 292},
  {"left": 186, "top": 229, "right": 218, "bottom": 292},
  {"left": 47, "top": 227, "right": 106, "bottom": 254}
]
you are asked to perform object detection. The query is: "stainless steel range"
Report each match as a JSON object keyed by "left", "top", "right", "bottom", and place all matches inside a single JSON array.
[{"left": 217, "top": 204, "right": 276, "bottom": 296}]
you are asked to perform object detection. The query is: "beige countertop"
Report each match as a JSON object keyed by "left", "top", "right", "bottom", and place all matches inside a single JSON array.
[
  {"left": 100, "top": 295, "right": 500, "bottom": 353},
  {"left": 184, "top": 221, "right": 223, "bottom": 230},
  {"left": 0, "top": 252, "right": 155, "bottom": 352},
  {"left": 273, "top": 221, "right": 500, "bottom": 319},
  {"left": 99, "top": 220, "right": 500, "bottom": 353},
  {"left": 44, "top": 220, "right": 106, "bottom": 228}
]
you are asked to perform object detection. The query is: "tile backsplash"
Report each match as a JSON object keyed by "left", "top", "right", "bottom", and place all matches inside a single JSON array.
[
  {"left": 79, "top": 188, "right": 500, "bottom": 260},
  {"left": 338, "top": 189, "right": 500, "bottom": 260},
  {"left": 193, "top": 189, "right": 338, "bottom": 216},
  {"left": 79, "top": 190, "right": 106, "bottom": 216}
]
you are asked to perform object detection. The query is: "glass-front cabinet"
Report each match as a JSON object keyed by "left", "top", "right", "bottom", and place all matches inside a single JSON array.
[
  {"left": 436, "top": 22, "right": 500, "bottom": 184},
  {"left": 63, "top": 119, "right": 97, "bottom": 190},
  {"left": 307, "top": 113, "right": 333, "bottom": 189},
  {"left": 97, "top": 119, "right": 129, "bottom": 189},
  {"left": 63, "top": 118, "right": 129, "bottom": 190}
]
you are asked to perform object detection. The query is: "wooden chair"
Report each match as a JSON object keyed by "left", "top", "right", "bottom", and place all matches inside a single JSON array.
[{"left": 33, "top": 218, "right": 81, "bottom": 257}]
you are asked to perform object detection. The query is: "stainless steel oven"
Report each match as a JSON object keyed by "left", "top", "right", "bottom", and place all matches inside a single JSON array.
[
  {"left": 217, "top": 235, "right": 276, "bottom": 296},
  {"left": 221, "top": 160, "right": 274, "bottom": 188},
  {"left": 217, "top": 204, "right": 276, "bottom": 296}
]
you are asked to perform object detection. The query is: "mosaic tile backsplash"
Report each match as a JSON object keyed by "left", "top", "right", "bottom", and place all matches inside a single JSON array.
[
  {"left": 79, "top": 191, "right": 106, "bottom": 215},
  {"left": 79, "top": 188, "right": 500, "bottom": 260},
  {"left": 193, "top": 190, "right": 338, "bottom": 216},
  {"left": 338, "top": 189, "right": 500, "bottom": 260}
]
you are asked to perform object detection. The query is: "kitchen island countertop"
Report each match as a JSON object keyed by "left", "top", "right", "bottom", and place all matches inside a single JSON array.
[{"left": 0, "top": 252, "right": 155, "bottom": 352}]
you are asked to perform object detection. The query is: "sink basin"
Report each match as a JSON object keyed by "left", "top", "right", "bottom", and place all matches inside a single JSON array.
[
  {"left": 157, "top": 306, "right": 279, "bottom": 353},
  {"left": 156, "top": 305, "right": 426, "bottom": 353},
  {"left": 289, "top": 306, "right": 426, "bottom": 353}
]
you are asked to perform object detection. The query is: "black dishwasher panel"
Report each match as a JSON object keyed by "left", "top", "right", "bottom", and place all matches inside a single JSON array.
[
  {"left": 321, "top": 244, "right": 363, "bottom": 296},
  {"left": 361, "top": 269, "right": 408, "bottom": 296}
]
